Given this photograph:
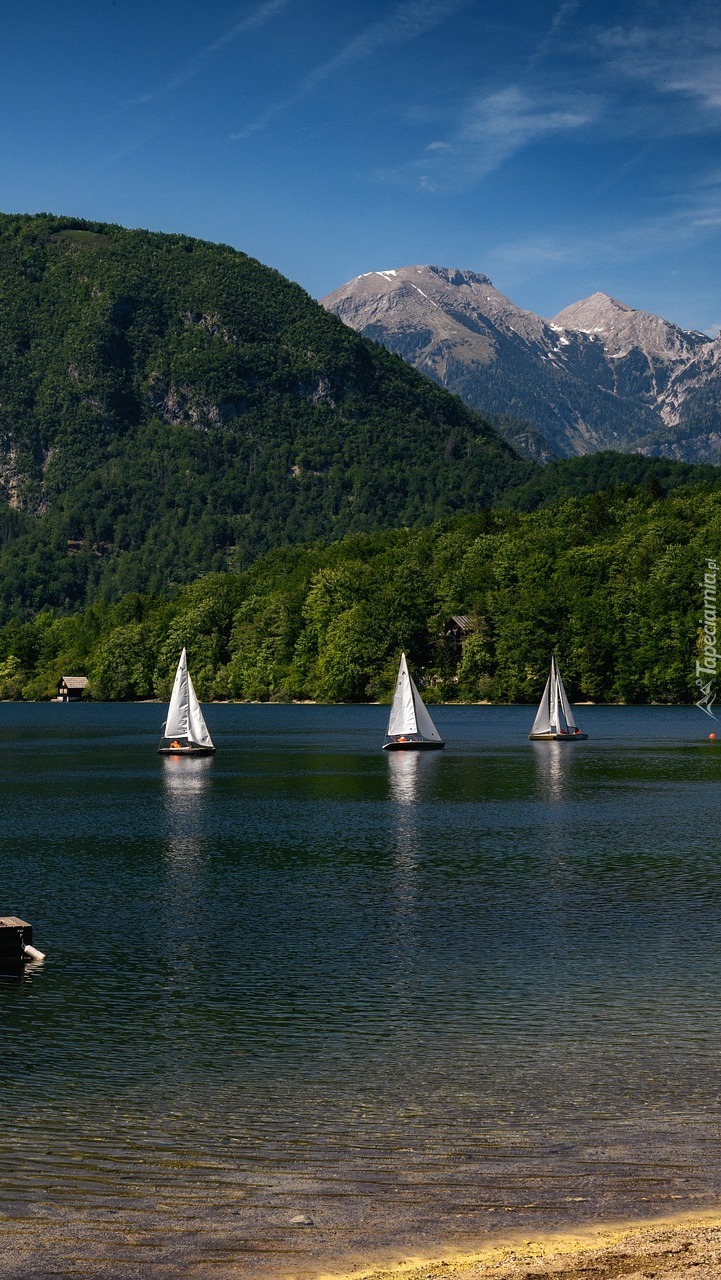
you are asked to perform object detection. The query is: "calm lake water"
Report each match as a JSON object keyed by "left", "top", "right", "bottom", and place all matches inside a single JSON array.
[{"left": 1, "top": 703, "right": 721, "bottom": 1279}]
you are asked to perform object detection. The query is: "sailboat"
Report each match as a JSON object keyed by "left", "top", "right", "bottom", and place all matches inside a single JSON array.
[
  {"left": 529, "top": 654, "right": 587, "bottom": 741},
  {"left": 383, "top": 653, "right": 445, "bottom": 751},
  {"left": 158, "top": 648, "right": 216, "bottom": 755}
]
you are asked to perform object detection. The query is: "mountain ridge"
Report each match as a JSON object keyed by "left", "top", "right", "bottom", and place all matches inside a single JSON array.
[
  {"left": 0, "top": 214, "right": 718, "bottom": 632},
  {"left": 321, "top": 267, "right": 721, "bottom": 462}
]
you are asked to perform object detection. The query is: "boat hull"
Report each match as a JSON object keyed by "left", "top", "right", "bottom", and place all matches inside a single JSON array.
[
  {"left": 528, "top": 732, "right": 587, "bottom": 741},
  {"left": 158, "top": 746, "right": 216, "bottom": 756},
  {"left": 383, "top": 739, "right": 445, "bottom": 751}
]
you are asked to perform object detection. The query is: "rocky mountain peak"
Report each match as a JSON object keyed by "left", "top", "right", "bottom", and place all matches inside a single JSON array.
[
  {"left": 553, "top": 292, "right": 710, "bottom": 362},
  {"left": 553, "top": 292, "right": 636, "bottom": 333},
  {"left": 426, "top": 266, "right": 493, "bottom": 288},
  {"left": 322, "top": 264, "right": 548, "bottom": 346},
  {"left": 321, "top": 264, "right": 721, "bottom": 463}
]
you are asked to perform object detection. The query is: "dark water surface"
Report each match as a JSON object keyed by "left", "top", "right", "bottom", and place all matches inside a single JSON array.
[{"left": 1, "top": 703, "right": 721, "bottom": 1278}]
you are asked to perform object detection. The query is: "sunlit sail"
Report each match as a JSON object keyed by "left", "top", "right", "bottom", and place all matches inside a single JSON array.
[
  {"left": 529, "top": 654, "right": 587, "bottom": 741},
  {"left": 158, "top": 648, "right": 215, "bottom": 755},
  {"left": 383, "top": 653, "right": 445, "bottom": 751}
]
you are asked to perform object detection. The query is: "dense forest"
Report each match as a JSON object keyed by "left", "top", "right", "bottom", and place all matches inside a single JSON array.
[
  {"left": 2, "top": 482, "right": 719, "bottom": 705},
  {"left": 0, "top": 212, "right": 527, "bottom": 619},
  {"left": 0, "top": 213, "right": 719, "bottom": 706}
]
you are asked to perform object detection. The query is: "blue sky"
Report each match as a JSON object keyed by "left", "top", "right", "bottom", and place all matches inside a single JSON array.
[{"left": 2, "top": 0, "right": 720, "bottom": 332}]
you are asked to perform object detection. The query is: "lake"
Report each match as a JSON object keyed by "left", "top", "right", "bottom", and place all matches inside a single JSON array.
[{"left": 1, "top": 703, "right": 720, "bottom": 1279}]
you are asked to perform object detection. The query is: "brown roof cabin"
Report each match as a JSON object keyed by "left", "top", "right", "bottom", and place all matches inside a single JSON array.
[
  {"left": 56, "top": 676, "right": 90, "bottom": 702},
  {"left": 444, "top": 615, "right": 476, "bottom": 661}
]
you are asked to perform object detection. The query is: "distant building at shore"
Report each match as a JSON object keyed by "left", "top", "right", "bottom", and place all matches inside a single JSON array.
[
  {"left": 444, "top": 615, "right": 476, "bottom": 661},
  {"left": 56, "top": 676, "right": 89, "bottom": 702}
]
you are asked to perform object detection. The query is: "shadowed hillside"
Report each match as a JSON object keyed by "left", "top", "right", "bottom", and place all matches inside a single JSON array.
[{"left": 0, "top": 214, "right": 528, "bottom": 620}]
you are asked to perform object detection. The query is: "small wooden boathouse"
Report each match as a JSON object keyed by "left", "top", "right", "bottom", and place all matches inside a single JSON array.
[
  {"left": 444, "top": 615, "right": 476, "bottom": 661},
  {"left": 56, "top": 675, "right": 89, "bottom": 702}
]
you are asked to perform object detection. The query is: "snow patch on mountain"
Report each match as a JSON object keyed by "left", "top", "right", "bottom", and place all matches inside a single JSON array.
[{"left": 321, "top": 267, "right": 721, "bottom": 462}]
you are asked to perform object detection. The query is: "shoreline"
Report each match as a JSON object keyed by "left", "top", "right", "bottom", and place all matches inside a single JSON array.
[
  {"left": 322, "top": 1209, "right": 721, "bottom": 1280},
  {"left": 3, "top": 698, "right": 710, "bottom": 707}
]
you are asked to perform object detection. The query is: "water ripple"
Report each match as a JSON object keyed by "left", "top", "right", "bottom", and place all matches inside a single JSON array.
[{"left": 1, "top": 704, "right": 720, "bottom": 1276}]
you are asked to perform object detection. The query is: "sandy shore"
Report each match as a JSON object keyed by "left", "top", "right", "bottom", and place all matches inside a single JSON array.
[{"left": 326, "top": 1212, "right": 721, "bottom": 1280}]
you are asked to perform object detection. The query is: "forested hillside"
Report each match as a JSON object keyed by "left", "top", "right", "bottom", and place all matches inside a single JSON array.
[
  {"left": 502, "top": 452, "right": 721, "bottom": 510},
  {"left": 0, "top": 213, "right": 526, "bottom": 619},
  {"left": 3, "top": 483, "right": 718, "bottom": 705},
  {"left": 1, "top": 213, "right": 720, "bottom": 706}
]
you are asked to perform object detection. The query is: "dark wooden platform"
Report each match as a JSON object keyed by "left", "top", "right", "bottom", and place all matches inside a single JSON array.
[{"left": 0, "top": 917, "right": 33, "bottom": 960}]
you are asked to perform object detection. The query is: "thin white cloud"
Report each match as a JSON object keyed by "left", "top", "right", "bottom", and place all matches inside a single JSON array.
[
  {"left": 590, "top": 142, "right": 658, "bottom": 195},
  {"left": 382, "top": 85, "right": 597, "bottom": 191},
  {"left": 464, "top": 86, "right": 593, "bottom": 150},
  {"left": 232, "top": 96, "right": 297, "bottom": 139},
  {"left": 598, "top": 3, "right": 721, "bottom": 112},
  {"left": 527, "top": 0, "right": 583, "bottom": 70},
  {"left": 231, "top": 0, "right": 471, "bottom": 139},
  {"left": 103, "top": 127, "right": 168, "bottom": 165},
  {"left": 487, "top": 175, "right": 721, "bottom": 283},
  {"left": 129, "top": 0, "right": 290, "bottom": 108},
  {"left": 385, "top": 0, "right": 721, "bottom": 194},
  {"left": 301, "top": 0, "right": 470, "bottom": 91}
]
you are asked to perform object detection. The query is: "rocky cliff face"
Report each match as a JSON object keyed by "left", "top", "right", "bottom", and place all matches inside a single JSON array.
[{"left": 322, "top": 268, "right": 720, "bottom": 462}]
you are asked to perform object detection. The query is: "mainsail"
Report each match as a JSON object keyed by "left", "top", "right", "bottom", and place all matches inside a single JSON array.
[
  {"left": 530, "top": 654, "right": 580, "bottom": 738},
  {"left": 384, "top": 653, "right": 444, "bottom": 748},
  {"left": 163, "top": 648, "right": 214, "bottom": 750}
]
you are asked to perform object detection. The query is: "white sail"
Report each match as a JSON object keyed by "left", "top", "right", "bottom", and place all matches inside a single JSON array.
[
  {"left": 531, "top": 655, "right": 581, "bottom": 737},
  {"left": 387, "top": 654, "right": 418, "bottom": 736},
  {"left": 412, "top": 681, "right": 443, "bottom": 743},
  {"left": 386, "top": 653, "right": 443, "bottom": 744},
  {"left": 164, "top": 649, "right": 214, "bottom": 749},
  {"left": 531, "top": 672, "right": 553, "bottom": 736},
  {"left": 556, "top": 662, "right": 577, "bottom": 730},
  {"left": 549, "top": 655, "right": 560, "bottom": 732}
]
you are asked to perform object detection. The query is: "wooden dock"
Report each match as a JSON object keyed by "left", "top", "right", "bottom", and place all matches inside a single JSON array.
[{"left": 0, "top": 917, "right": 33, "bottom": 961}]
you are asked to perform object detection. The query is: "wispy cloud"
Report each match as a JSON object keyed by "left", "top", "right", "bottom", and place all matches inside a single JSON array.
[
  {"left": 129, "top": 0, "right": 290, "bottom": 108},
  {"left": 598, "top": 2, "right": 721, "bottom": 112},
  {"left": 487, "top": 172, "right": 721, "bottom": 286},
  {"left": 381, "top": 85, "right": 597, "bottom": 191},
  {"left": 301, "top": 0, "right": 470, "bottom": 91},
  {"left": 231, "top": 0, "right": 471, "bottom": 139},
  {"left": 402, "top": 2, "right": 721, "bottom": 196},
  {"left": 527, "top": 0, "right": 582, "bottom": 70},
  {"left": 103, "top": 126, "right": 169, "bottom": 166},
  {"left": 232, "top": 95, "right": 296, "bottom": 140},
  {"left": 681, "top": 171, "right": 721, "bottom": 231}
]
